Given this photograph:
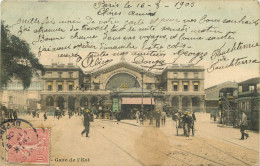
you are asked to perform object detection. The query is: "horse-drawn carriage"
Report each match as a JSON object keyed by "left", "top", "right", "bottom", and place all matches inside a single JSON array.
[{"left": 176, "top": 112, "right": 195, "bottom": 137}]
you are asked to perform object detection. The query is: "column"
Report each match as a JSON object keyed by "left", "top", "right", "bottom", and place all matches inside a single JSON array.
[
  {"left": 201, "top": 96, "right": 205, "bottom": 113},
  {"left": 53, "top": 80, "right": 57, "bottom": 91},
  {"left": 64, "top": 95, "right": 68, "bottom": 112},
  {"left": 64, "top": 80, "right": 67, "bottom": 91},
  {"left": 118, "top": 98, "right": 122, "bottom": 112},
  {"left": 189, "top": 81, "right": 192, "bottom": 92},
  {"left": 189, "top": 97, "right": 192, "bottom": 112},
  {"left": 75, "top": 95, "right": 80, "bottom": 111}
]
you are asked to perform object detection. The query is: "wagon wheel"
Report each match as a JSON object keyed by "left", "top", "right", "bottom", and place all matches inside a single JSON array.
[{"left": 176, "top": 121, "right": 179, "bottom": 136}]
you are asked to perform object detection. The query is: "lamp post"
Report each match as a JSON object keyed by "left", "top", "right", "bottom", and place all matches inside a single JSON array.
[
  {"left": 140, "top": 70, "right": 144, "bottom": 112},
  {"left": 150, "top": 91, "right": 153, "bottom": 111}
]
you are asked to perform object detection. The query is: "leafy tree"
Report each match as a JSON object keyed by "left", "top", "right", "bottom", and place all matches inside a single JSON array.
[{"left": 1, "top": 22, "right": 44, "bottom": 89}]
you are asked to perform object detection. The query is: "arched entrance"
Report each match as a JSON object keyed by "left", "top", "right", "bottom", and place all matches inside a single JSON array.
[
  {"left": 105, "top": 73, "right": 140, "bottom": 90},
  {"left": 171, "top": 96, "right": 179, "bottom": 112},
  {"left": 46, "top": 96, "right": 54, "bottom": 106},
  {"left": 90, "top": 96, "right": 98, "bottom": 111},
  {"left": 182, "top": 96, "right": 190, "bottom": 112},
  {"left": 192, "top": 97, "right": 201, "bottom": 112},
  {"left": 68, "top": 96, "right": 75, "bottom": 111},
  {"left": 80, "top": 96, "right": 88, "bottom": 107},
  {"left": 56, "top": 96, "right": 65, "bottom": 110}
]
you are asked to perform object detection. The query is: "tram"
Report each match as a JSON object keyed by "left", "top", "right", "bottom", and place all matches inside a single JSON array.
[{"left": 218, "top": 88, "right": 239, "bottom": 126}]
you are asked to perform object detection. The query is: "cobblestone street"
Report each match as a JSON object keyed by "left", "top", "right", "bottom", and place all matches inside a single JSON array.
[{"left": 17, "top": 113, "right": 259, "bottom": 166}]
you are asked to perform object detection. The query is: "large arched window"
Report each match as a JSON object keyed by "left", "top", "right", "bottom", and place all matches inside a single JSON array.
[
  {"left": 80, "top": 97, "right": 88, "bottom": 107},
  {"left": 105, "top": 73, "right": 140, "bottom": 90},
  {"left": 56, "top": 96, "right": 65, "bottom": 110},
  {"left": 46, "top": 96, "right": 54, "bottom": 106}
]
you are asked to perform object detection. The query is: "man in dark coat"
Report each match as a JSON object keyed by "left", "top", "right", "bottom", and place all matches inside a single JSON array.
[
  {"left": 240, "top": 111, "right": 249, "bottom": 140},
  {"left": 13, "top": 109, "right": 18, "bottom": 120},
  {"left": 44, "top": 112, "right": 48, "bottom": 121},
  {"left": 81, "top": 108, "right": 91, "bottom": 137},
  {"left": 155, "top": 110, "right": 161, "bottom": 128}
]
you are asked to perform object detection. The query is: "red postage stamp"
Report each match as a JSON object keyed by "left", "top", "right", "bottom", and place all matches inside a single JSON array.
[{"left": 6, "top": 128, "right": 50, "bottom": 164}]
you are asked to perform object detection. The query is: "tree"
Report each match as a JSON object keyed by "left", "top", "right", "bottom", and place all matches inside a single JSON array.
[{"left": 1, "top": 22, "right": 44, "bottom": 89}]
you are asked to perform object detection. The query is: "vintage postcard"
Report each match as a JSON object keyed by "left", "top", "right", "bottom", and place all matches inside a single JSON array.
[{"left": 0, "top": 0, "right": 259, "bottom": 165}]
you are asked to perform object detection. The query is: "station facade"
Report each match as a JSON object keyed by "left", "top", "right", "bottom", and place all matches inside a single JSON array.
[{"left": 40, "top": 61, "right": 205, "bottom": 114}]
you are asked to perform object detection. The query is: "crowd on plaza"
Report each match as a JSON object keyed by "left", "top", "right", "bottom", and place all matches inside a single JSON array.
[
  {"left": 0, "top": 104, "right": 18, "bottom": 122},
  {"left": 0, "top": 103, "right": 250, "bottom": 140}
]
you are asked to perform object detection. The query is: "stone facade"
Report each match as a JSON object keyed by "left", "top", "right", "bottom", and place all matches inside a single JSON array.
[{"left": 40, "top": 61, "right": 205, "bottom": 113}]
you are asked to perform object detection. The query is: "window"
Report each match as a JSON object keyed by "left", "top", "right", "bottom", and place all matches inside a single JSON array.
[
  {"left": 257, "top": 83, "right": 260, "bottom": 91},
  {"left": 184, "top": 73, "right": 188, "bottom": 78},
  {"left": 183, "top": 82, "right": 189, "bottom": 91},
  {"left": 94, "top": 84, "right": 99, "bottom": 90},
  {"left": 58, "top": 72, "right": 62, "bottom": 78},
  {"left": 194, "top": 72, "right": 199, "bottom": 78},
  {"left": 193, "top": 82, "right": 199, "bottom": 91},
  {"left": 146, "top": 83, "right": 152, "bottom": 89},
  {"left": 173, "top": 72, "right": 178, "bottom": 78},
  {"left": 173, "top": 82, "right": 178, "bottom": 91},
  {"left": 69, "top": 72, "right": 73, "bottom": 78},
  {"left": 47, "top": 82, "right": 52, "bottom": 91},
  {"left": 249, "top": 85, "right": 255, "bottom": 92},
  {"left": 68, "top": 82, "right": 74, "bottom": 91},
  {"left": 58, "top": 82, "right": 63, "bottom": 91},
  {"left": 238, "top": 86, "right": 243, "bottom": 92},
  {"left": 46, "top": 97, "right": 54, "bottom": 106}
]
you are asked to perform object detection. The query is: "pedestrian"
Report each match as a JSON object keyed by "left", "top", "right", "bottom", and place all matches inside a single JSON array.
[
  {"left": 155, "top": 110, "right": 161, "bottom": 128},
  {"left": 149, "top": 111, "right": 153, "bottom": 125},
  {"left": 13, "top": 109, "right": 18, "bottom": 120},
  {"left": 161, "top": 110, "right": 166, "bottom": 126},
  {"left": 192, "top": 111, "right": 196, "bottom": 122},
  {"left": 56, "top": 107, "right": 60, "bottom": 119},
  {"left": 9, "top": 108, "right": 13, "bottom": 120},
  {"left": 136, "top": 110, "right": 140, "bottom": 123},
  {"left": 116, "top": 111, "right": 121, "bottom": 121},
  {"left": 140, "top": 111, "right": 144, "bottom": 125},
  {"left": 240, "top": 111, "right": 249, "bottom": 140},
  {"left": 182, "top": 111, "right": 192, "bottom": 137},
  {"left": 81, "top": 108, "right": 91, "bottom": 137},
  {"left": 44, "top": 112, "right": 47, "bottom": 121}
]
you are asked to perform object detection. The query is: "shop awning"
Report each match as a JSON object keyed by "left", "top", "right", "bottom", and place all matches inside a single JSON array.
[{"left": 122, "top": 98, "right": 155, "bottom": 105}]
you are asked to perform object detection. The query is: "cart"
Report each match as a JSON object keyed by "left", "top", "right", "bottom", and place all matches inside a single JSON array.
[{"left": 176, "top": 117, "right": 195, "bottom": 137}]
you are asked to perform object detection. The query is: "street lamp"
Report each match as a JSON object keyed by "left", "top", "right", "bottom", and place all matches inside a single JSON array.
[
  {"left": 150, "top": 91, "right": 153, "bottom": 111},
  {"left": 140, "top": 70, "right": 144, "bottom": 112}
]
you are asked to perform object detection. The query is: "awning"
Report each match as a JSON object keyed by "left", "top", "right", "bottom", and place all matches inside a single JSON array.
[
  {"left": 58, "top": 82, "right": 63, "bottom": 85},
  {"left": 194, "top": 82, "right": 199, "bottom": 85},
  {"left": 68, "top": 82, "right": 74, "bottom": 85},
  {"left": 173, "top": 82, "right": 178, "bottom": 85},
  {"left": 122, "top": 98, "right": 155, "bottom": 105},
  {"left": 183, "top": 82, "right": 189, "bottom": 85},
  {"left": 47, "top": 82, "right": 52, "bottom": 85}
]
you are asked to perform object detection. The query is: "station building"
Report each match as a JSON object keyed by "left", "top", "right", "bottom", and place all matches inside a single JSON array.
[{"left": 40, "top": 60, "right": 205, "bottom": 115}]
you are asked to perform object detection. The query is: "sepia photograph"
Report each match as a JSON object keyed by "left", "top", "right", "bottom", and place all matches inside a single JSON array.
[{"left": 0, "top": 0, "right": 259, "bottom": 165}]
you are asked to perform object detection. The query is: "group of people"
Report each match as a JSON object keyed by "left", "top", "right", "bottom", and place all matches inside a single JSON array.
[
  {"left": 54, "top": 107, "right": 65, "bottom": 119},
  {"left": 134, "top": 109, "right": 167, "bottom": 127},
  {"left": 0, "top": 104, "right": 18, "bottom": 123}
]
